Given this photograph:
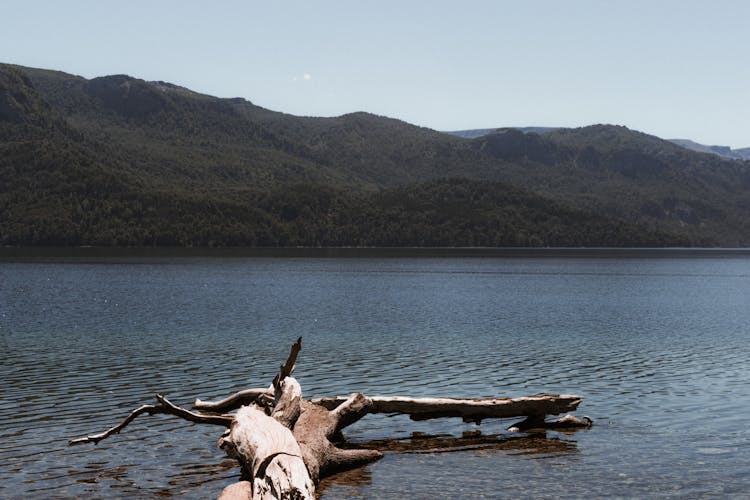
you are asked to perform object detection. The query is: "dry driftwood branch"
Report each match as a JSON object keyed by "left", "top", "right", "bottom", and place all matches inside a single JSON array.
[
  {"left": 69, "top": 403, "right": 168, "bottom": 446},
  {"left": 194, "top": 388, "right": 272, "bottom": 413},
  {"left": 71, "top": 337, "right": 592, "bottom": 499},
  {"left": 194, "top": 337, "right": 301, "bottom": 414},
  {"left": 155, "top": 394, "right": 234, "bottom": 426},
  {"left": 69, "top": 394, "right": 232, "bottom": 446},
  {"left": 272, "top": 336, "right": 302, "bottom": 392}
]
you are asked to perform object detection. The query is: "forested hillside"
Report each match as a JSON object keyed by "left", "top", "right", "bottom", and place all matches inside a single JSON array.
[{"left": 2, "top": 63, "right": 749, "bottom": 246}]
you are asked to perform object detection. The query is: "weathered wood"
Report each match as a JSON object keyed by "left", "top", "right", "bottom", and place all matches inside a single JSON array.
[
  {"left": 155, "top": 394, "right": 234, "bottom": 426},
  {"left": 216, "top": 381, "right": 381, "bottom": 497},
  {"left": 69, "top": 404, "right": 168, "bottom": 446},
  {"left": 313, "top": 394, "right": 582, "bottom": 423},
  {"left": 271, "top": 377, "right": 303, "bottom": 428},
  {"left": 218, "top": 404, "right": 314, "bottom": 499},
  {"left": 272, "top": 336, "right": 302, "bottom": 392},
  {"left": 194, "top": 388, "right": 272, "bottom": 413},
  {"left": 508, "top": 413, "right": 593, "bottom": 432},
  {"left": 551, "top": 414, "right": 593, "bottom": 428},
  {"left": 292, "top": 393, "right": 383, "bottom": 483},
  {"left": 217, "top": 480, "right": 252, "bottom": 500},
  {"left": 69, "top": 394, "right": 232, "bottom": 446},
  {"left": 71, "top": 337, "right": 592, "bottom": 499},
  {"left": 194, "top": 337, "right": 301, "bottom": 414}
]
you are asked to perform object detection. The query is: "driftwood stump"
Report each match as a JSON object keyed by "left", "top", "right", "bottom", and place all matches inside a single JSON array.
[{"left": 71, "top": 338, "right": 592, "bottom": 499}]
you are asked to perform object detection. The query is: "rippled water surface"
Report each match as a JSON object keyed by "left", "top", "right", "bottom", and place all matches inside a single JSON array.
[{"left": 1, "top": 250, "right": 749, "bottom": 498}]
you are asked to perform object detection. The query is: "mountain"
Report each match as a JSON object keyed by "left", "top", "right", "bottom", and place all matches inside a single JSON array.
[
  {"left": 2, "top": 63, "right": 750, "bottom": 247},
  {"left": 448, "top": 129, "right": 750, "bottom": 162},
  {"left": 669, "top": 139, "right": 750, "bottom": 161},
  {"left": 458, "top": 126, "right": 750, "bottom": 245},
  {"left": 445, "top": 128, "right": 498, "bottom": 139},
  {"left": 445, "top": 127, "right": 558, "bottom": 139}
]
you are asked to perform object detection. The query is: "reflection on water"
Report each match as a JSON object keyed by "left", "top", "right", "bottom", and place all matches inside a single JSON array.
[
  {"left": 1, "top": 251, "right": 750, "bottom": 498},
  {"left": 318, "top": 466, "right": 373, "bottom": 495},
  {"left": 319, "top": 432, "right": 580, "bottom": 496},
  {"left": 351, "top": 430, "right": 581, "bottom": 456}
]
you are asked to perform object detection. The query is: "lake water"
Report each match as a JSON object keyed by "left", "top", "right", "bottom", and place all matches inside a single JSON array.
[{"left": 1, "top": 249, "right": 749, "bottom": 498}]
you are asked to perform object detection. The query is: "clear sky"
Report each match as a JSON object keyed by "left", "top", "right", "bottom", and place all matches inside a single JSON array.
[{"left": 3, "top": 0, "right": 749, "bottom": 147}]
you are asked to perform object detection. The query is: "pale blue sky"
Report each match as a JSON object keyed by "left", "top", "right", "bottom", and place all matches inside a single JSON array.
[{"left": 3, "top": 1, "right": 749, "bottom": 147}]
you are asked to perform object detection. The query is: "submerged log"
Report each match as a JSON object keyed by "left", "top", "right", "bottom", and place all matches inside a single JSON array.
[
  {"left": 508, "top": 413, "right": 594, "bottom": 432},
  {"left": 71, "top": 337, "right": 592, "bottom": 499}
]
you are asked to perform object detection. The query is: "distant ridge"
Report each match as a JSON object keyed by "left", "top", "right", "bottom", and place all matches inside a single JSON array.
[
  {"left": 445, "top": 127, "right": 558, "bottom": 139},
  {"left": 668, "top": 139, "right": 750, "bottom": 161},
  {"left": 446, "top": 128, "right": 750, "bottom": 161}
]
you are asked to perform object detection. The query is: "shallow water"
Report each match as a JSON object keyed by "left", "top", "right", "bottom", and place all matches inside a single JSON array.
[{"left": 1, "top": 251, "right": 749, "bottom": 498}]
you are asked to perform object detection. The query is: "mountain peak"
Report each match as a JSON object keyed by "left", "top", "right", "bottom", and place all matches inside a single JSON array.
[{"left": 83, "top": 74, "right": 173, "bottom": 119}]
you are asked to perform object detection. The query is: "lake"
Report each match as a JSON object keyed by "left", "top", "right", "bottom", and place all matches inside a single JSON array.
[{"left": 1, "top": 249, "right": 749, "bottom": 498}]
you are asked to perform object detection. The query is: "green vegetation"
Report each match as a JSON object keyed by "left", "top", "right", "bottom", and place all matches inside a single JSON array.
[{"left": 2, "top": 63, "right": 749, "bottom": 247}]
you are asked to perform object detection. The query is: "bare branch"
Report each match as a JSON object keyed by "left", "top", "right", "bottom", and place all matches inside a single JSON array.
[
  {"left": 69, "top": 394, "right": 233, "bottom": 446},
  {"left": 69, "top": 404, "right": 168, "bottom": 446},
  {"left": 332, "top": 393, "right": 373, "bottom": 433},
  {"left": 193, "top": 388, "right": 272, "bottom": 412},
  {"left": 272, "top": 336, "right": 302, "bottom": 392},
  {"left": 155, "top": 394, "right": 234, "bottom": 427},
  {"left": 195, "top": 338, "right": 302, "bottom": 415}
]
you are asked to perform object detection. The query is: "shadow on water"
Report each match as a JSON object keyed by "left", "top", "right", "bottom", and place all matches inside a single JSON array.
[
  {"left": 319, "top": 430, "right": 582, "bottom": 495},
  {"left": 346, "top": 429, "right": 582, "bottom": 456}
]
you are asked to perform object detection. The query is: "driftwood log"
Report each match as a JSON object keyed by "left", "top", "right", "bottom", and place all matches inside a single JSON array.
[{"left": 71, "top": 338, "right": 592, "bottom": 499}]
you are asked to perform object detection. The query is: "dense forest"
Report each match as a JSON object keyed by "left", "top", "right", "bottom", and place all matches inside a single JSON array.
[{"left": 2, "top": 63, "right": 749, "bottom": 247}]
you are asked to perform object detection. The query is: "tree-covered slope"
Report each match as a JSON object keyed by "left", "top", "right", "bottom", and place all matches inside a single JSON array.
[
  {"left": 2, "top": 63, "right": 749, "bottom": 246},
  {"left": 468, "top": 127, "right": 750, "bottom": 245}
]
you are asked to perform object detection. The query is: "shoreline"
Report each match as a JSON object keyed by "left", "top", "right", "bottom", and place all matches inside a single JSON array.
[{"left": 2, "top": 246, "right": 750, "bottom": 260}]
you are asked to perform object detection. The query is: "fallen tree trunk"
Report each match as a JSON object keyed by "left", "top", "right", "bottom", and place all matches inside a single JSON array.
[
  {"left": 314, "top": 394, "right": 582, "bottom": 423},
  {"left": 219, "top": 401, "right": 313, "bottom": 499},
  {"left": 71, "top": 338, "right": 592, "bottom": 499}
]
